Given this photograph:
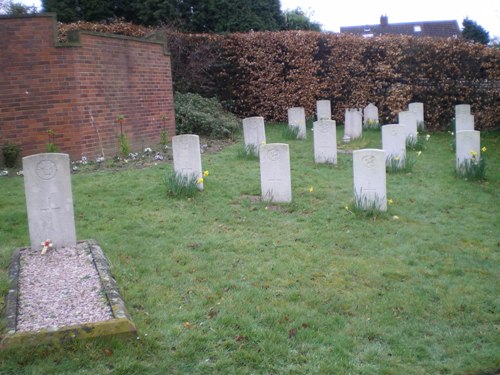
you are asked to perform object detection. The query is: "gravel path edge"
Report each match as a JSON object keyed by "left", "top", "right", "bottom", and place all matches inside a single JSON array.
[{"left": 1, "top": 240, "right": 136, "bottom": 349}]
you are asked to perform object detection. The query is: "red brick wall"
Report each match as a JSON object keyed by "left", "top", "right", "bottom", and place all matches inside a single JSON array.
[{"left": 0, "top": 14, "right": 175, "bottom": 162}]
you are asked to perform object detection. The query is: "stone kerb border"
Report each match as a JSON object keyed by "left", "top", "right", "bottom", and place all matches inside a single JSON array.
[{"left": 1, "top": 240, "right": 136, "bottom": 349}]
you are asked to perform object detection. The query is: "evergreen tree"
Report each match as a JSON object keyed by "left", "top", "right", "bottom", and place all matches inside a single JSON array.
[
  {"left": 462, "top": 17, "right": 490, "bottom": 45},
  {"left": 42, "top": 0, "right": 114, "bottom": 22},
  {"left": 282, "top": 8, "right": 321, "bottom": 31}
]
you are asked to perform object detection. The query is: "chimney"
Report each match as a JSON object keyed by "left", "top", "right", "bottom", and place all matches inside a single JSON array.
[{"left": 380, "top": 15, "right": 388, "bottom": 26}]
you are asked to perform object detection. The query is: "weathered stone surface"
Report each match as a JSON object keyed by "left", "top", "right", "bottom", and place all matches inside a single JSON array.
[
  {"left": 455, "top": 114, "right": 474, "bottom": 132},
  {"left": 382, "top": 124, "right": 406, "bottom": 166},
  {"left": 398, "top": 111, "right": 418, "bottom": 141},
  {"left": 363, "top": 103, "right": 378, "bottom": 125},
  {"left": 455, "top": 104, "right": 471, "bottom": 117},
  {"left": 313, "top": 120, "right": 337, "bottom": 164},
  {"left": 242, "top": 117, "right": 266, "bottom": 155},
  {"left": 287, "top": 107, "right": 306, "bottom": 139},
  {"left": 316, "top": 100, "right": 332, "bottom": 120},
  {"left": 260, "top": 143, "right": 292, "bottom": 203},
  {"left": 172, "top": 134, "right": 203, "bottom": 189},
  {"left": 22, "top": 153, "right": 77, "bottom": 249},
  {"left": 353, "top": 149, "right": 387, "bottom": 212},
  {"left": 345, "top": 109, "right": 362, "bottom": 139},
  {"left": 408, "top": 102, "right": 424, "bottom": 125},
  {"left": 456, "top": 130, "right": 480, "bottom": 169}
]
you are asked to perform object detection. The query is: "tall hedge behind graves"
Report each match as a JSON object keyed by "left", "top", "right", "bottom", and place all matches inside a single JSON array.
[{"left": 167, "top": 31, "right": 499, "bottom": 131}]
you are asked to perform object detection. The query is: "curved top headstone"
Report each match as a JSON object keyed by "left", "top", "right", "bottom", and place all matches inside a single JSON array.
[{"left": 22, "top": 153, "right": 77, "bottom": 249}]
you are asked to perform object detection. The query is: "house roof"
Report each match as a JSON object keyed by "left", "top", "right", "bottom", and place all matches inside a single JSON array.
[{"left": 340, "top": 16, "right": 461, "bottom": 38}]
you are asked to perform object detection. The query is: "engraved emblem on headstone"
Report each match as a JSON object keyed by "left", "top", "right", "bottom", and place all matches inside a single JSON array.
[
  {"left": 362, "top": 155, "right": 376, "bottom": 168},
  {"left": 36, "top": 160, "right": 57, "bottom": 180},
  {"left": 267, "top": 148, "right": 280, "bottom": 162}
]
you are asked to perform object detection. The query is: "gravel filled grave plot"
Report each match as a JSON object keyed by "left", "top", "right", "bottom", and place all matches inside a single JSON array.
[{"left": 17, "top": 243, "right": 113, "bottom": 332}]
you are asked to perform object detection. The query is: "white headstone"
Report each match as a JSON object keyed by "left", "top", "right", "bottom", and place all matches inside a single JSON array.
[
  {"left": 345, "top": 109, "right": 363, "bottom": 139},
  {"left": 455, "top": 104, "right": 471, "bottom": 117},
  {"left": 455, "top": 114, "right": 474, "bottom": 132},
  {"left": 382, "top": 124, "right": 406, "bottom": 166},
  {"left": 456, "top": 130, "right": 480, "bottom": 169},
  {"left": 313, "top": 120, "right": 337, "bottom": 164},
  {"left": 363, "top": 103, "right": 379, "bottom": 126},
  {"left": 408, "top": 102, "right": 424, "bottom": 125},
  {"left": 172, "top": 134, "right": 203, "bottom": 189},
  {"left": 353, "top": 149, "right": 387, "bottom": 212},
  {"left": 259, "top": 143, "right": 292, "bottom": 203},
  {"left": 288, "top": 107, "right": 306, "bottom": 139},
  {"left": 316, "top": 100, "right": 332, "bottom": 120},
  {"left": 398, "top": 111, "right": 418, "bottom": 141},
  {"left": 242, "top": 116, "right": 266, "bottom": 155},
  {"left": 22, "top": 153, "right": 77, "bottom": 249}
]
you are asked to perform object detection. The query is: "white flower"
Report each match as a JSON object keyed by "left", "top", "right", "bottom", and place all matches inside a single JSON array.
[
  {"left": 0, "top": 170, "right": 8, "bottom": 176},
  {"left": 16, "top": 170, "right": 23, "bottom": 176},
  {"left": 72, "top": 166, "right": 78, "bottom": 171},
  {"left": 154, "top": 153, "right": 164, "bottom": 161},
  {"left": 96, "top": 156, "right": 105, "bottom": 163},
  {"left": 144, "top": 147, "right": 152, "bottom": 153},
  {"left": 426, "top": 134, "right": 431, "bottom": 140}
]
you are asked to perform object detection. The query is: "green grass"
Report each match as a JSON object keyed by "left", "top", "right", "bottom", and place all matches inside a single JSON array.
[{"left": 0, "top": 125, "right": 499, "bottom": 374}]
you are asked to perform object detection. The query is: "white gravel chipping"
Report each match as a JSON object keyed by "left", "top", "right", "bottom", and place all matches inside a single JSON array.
[{"left": 17, "top": 245, "right": 113, "bottom": 332}]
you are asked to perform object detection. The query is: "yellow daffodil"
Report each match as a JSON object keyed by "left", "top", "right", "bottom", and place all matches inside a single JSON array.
[
  {"left": 197, "top": 177, "right": 204, "bottom": 184},
  {"left": 203, "top": 170, "right": 209, "bottom": 177},
  {"left": 344, "top": 206, "right": 349, "bottom": 211},
  {"left": 469, "top": 150, "right": 477, "bottom": 157},
  {"left": 394, "top": 156, "right": 399, "bottom": 161},
  {"left": 388, "top": 199, "right": 394, "bottom": 205},
  {"left": 417, "top": 151, "right": 422, "bottom": 156},
  {"left": 309, "top": 186, "right": 314, "bottom": 193},
  {"left": 481, "top": 147, "right": 487, "bottom": 152}
]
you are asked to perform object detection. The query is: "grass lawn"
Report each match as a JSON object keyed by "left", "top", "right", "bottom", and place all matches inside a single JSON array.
[{"left": 0, "top": 124, "right": 499, "bottom": 374}]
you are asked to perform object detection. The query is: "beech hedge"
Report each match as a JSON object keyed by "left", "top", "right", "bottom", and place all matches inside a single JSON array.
[
  {"left": 167, "top": 31, "right": 499, "bottom": 131},
  {"left": 59, "top": 22, "right": 499, "bottom": 130}
]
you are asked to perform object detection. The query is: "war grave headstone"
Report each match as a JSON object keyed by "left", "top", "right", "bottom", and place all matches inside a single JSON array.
[
  {"left": 345, "top": 109, "right": 363, "bottom": 140},
  {"left": 313, "top": 120, "right": 337, "bottom": 164},
  {"left": 243, "top": 117, "right": 266, "bottom": 155},
  {"left": 382, "top": 124, "right": 406, "bottom": 167},
  {"left": 408, "top": 102, "right": 424, "bottom": 128},
  {"left": 353, "top": 149, "right": 387, "bottom": 212},
  {"left": 455, "top": 114, "right": 474, "bottom": 132},
  {"left": 455, "top": 104, "right": 471, "bottom": 117},
  {"left": 316, "top": 100, "right": 332, "bottom": 120},
  {"left": 398, "top": 111, "right": 418, "bottom": 142},
  {"left": 363, "top": 103, "right": 379, "bottom": 128},
  {"left": 288, "top": 107, "right": 307, "bottom": 139},
  {"left": 456, "top": 130, "right": 480, "bottom": 170},
  {"left": 2, "top": 153, "right": 136, "bottom": 349},
  {"left": 172, "top": 134, "right": 203, "bottom": 190},
  {"left": 260, "top": 143, "right": 292, "bottom": 203}
]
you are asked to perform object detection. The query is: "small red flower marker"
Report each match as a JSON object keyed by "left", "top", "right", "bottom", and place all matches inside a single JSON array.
[{"left": 41, "top": 239, "right": 53, "bottom": 255}]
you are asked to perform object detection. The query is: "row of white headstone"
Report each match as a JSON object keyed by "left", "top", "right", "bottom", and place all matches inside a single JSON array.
[
  {"left": 20, "top": 104, "right": 478, "bottom": 249},
  {"left": 286, "top": 100, "right": 425, "bottom": 144},
  {"left": 454, "top": 104, "right": 481, "bottom": 169}
]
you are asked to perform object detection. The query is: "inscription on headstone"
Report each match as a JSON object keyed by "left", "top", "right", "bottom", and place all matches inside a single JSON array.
[
  {"left": 353, "top": 149, "right": 387, "bottom": 212},
  {"left": 260, "top": 143, "right": 292, "bottom": 202},
  {"left": 23, "top": 153, "right": 77, "bottom": 249},
  {"left": 313, "top": 120, "right": 337, "bottom": 164},
  {"left": 172, "top": 134, "right": 203, "bottom": 189},
  {"left": 382, "top": 124, "right": 406, "bottom": 166}
]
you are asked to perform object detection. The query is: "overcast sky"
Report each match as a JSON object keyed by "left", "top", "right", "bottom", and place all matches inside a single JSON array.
[
  {"left": 281, "top": 0, "right": 500, "bottom": 38},
  {"left": 15, "top": 0, "right": 500, "bottom": 38}
]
